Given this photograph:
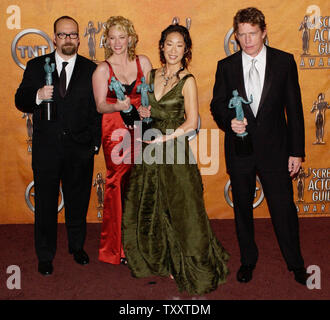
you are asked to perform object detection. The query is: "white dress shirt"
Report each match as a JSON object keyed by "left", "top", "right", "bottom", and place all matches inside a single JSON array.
[
  {"left": 242, "top": 45, "right": 267, "bottom": 105},
  {"left": 54, "top": 51, "right": 77, "bottom": 88}
]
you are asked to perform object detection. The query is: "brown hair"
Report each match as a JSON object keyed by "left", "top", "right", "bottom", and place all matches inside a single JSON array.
[
  {"left": 103, "top": 16, "right": 138, "bottom": 60},
  {"left": 233, "top": 7, "right": 266, "bottom": 33}
]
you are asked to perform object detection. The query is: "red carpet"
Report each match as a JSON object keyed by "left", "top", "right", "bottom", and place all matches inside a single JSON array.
[{"left": 0, "top": 218, "right": 329, "bottom": 300}]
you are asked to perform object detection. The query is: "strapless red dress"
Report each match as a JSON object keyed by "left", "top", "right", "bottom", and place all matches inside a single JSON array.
[{"left": 99, "top": 57, "right": 143, "bottom": 264}]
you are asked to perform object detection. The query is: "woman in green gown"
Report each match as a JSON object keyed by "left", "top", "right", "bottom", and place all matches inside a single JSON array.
[{"left": 122, "top": 24, "right": 229, "bottom": 295}]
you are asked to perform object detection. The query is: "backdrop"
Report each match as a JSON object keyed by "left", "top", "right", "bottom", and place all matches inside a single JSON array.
[{"left": 0, "top": 0, "right": 329, "bottom": 223}]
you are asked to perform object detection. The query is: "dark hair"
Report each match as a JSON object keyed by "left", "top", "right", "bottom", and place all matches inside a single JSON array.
[
  {"left": 233, "top": 7, "right": 266, "bottom": 33},
  {"left": 53, "top": 16, "right": 79, "bottom": 33},
  {"left": 159, "top": 24, "right": 192, "bottom": 71}
]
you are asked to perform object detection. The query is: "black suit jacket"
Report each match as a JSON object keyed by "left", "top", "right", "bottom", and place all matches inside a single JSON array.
[
  {"left": 210, "top": 46, "right": 305, "bottom": 173},
  {"left": 15, "top": 51, "right": 101, "bottom": 152}
]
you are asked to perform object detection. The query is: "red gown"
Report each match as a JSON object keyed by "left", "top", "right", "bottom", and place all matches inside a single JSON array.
[{"left": 99, "top": 57, "right": 143, "bottom": 264}]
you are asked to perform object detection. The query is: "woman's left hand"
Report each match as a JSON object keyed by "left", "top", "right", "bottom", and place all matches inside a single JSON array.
[{"left": 137, "top": 105, "right": 151, "bottom": 119}]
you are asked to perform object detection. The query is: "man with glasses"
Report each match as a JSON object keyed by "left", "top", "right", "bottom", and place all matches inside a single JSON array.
[{"left": 15, "top": 16, "right": 102, "bottom": 276}]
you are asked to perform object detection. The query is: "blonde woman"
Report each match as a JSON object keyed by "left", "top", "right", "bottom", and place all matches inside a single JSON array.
[{"left": 92, "top": 16, "right": 152, "bottom": 265}]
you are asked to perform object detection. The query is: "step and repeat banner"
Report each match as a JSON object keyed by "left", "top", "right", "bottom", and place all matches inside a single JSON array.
[{"left": 0, "top": 0, "right": 329, "bottom": 223}]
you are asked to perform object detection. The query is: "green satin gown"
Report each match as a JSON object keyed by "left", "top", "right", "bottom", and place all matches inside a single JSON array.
[{"left": 122, "top": 70, "right": 229, "bottom": 295}]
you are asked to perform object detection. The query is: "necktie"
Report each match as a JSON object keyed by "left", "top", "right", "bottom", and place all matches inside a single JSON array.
[
  {"left": 248, "top": 59, "right": 261, "bottom": 117},
  {"left": 59, "top": 61, "right": 68, "bottom": 97}
]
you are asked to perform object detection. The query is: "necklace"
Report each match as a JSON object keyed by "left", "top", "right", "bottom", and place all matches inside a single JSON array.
[{"left": 161, "top": 66, "right": 184, "bottom": 86}]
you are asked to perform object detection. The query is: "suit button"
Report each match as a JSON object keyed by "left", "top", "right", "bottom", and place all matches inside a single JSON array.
[{"left": 63, "top": 130, "right": 68, "bottom": 135}]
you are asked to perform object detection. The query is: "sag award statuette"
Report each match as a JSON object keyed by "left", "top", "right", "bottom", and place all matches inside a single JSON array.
[
  {"left": 41, "top": 57, "right": 56, "bottom": 121},
  {"left": 137, "top": 76, "right": 153, "bottom": 132},
  {"left": 109, "top": 76, "right": 140, "bottom": 127},
  {"left": 229, "top": 89, "right": 253, "bottom": 157}
]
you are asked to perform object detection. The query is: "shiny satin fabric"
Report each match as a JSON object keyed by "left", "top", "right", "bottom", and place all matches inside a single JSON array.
[
  {"left": 99, "top": 57, "right": 143, "bottom": 264},
  {"left": 122, "top": 70, "right": 229, "bottom": 295}
]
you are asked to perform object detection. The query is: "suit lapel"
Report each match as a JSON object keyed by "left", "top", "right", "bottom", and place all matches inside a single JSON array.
[
  {"left": 256, "top": 46, "right": 273, "bottom": 118},
  {"left": 49, "top": 51, "right": 59, "bottom": 85},
  {"left": 65, "top": 54, "right": 80, "bottom": 97},
  {"left": 233, "top": 51, "right": 247, "bottom": 100}
]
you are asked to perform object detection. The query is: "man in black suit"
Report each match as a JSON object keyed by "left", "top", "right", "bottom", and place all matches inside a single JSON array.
[
  {"left": 210, "top": 7, "right": 308, "bottom": 285},
  {"left": 15, "top": 16, "right": 102, "bottom": 276}
]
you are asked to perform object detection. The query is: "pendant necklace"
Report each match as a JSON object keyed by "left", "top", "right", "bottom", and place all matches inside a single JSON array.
[{"left": 161, "top": 66, "right": 184, "bottom": 86}]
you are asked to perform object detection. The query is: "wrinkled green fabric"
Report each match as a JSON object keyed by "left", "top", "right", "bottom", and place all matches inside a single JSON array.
[{"left": 122, "top": 70, "right": 229, "bottom": 295}]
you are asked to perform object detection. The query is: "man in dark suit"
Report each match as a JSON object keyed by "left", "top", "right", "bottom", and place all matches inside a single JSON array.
[
  {"left": 15, "top": 16, "right": 102, "bottom": 276},
  {"left": 210, "top": 7, "right": 308, "bottom": 285}
]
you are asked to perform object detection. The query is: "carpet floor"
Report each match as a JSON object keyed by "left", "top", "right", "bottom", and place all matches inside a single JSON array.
[{"left": 0, "top": 218, "right": 329, "bottom": 300}]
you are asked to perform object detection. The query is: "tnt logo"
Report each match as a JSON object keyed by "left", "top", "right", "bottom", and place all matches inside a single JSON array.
[{"left": 11, "top": 29, "right": 54, "bottom": 70}]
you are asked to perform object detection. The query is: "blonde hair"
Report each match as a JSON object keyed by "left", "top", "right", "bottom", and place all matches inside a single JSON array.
[{"left": 103, "top": 16, "right": 138, "bottom": 60}]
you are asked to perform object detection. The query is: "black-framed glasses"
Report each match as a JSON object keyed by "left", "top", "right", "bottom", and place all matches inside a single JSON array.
[{"left": 56, "top": 32, "right": 79, "bottom": 39}]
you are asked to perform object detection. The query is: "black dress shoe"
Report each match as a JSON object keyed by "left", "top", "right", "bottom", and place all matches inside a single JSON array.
[
  {"left": 38, "top": 261, "right": 53, "bottom": 276},
  {"left": 237, "top": 265, "right": 255, "bottom": 283},
  {"left": 293, "top": 267, "right": 308, "bottom": 286},
  {"left": 72, "top": 249, "right": 89, "bottom": 265}
]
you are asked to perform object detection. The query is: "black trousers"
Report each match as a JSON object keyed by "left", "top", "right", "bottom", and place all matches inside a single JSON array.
[
  {"left": 229, "top": 168, "right": 304, "bottom": 271},
  {"left": 32, "top": 136, "right": 94, "bottom": 262}
]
